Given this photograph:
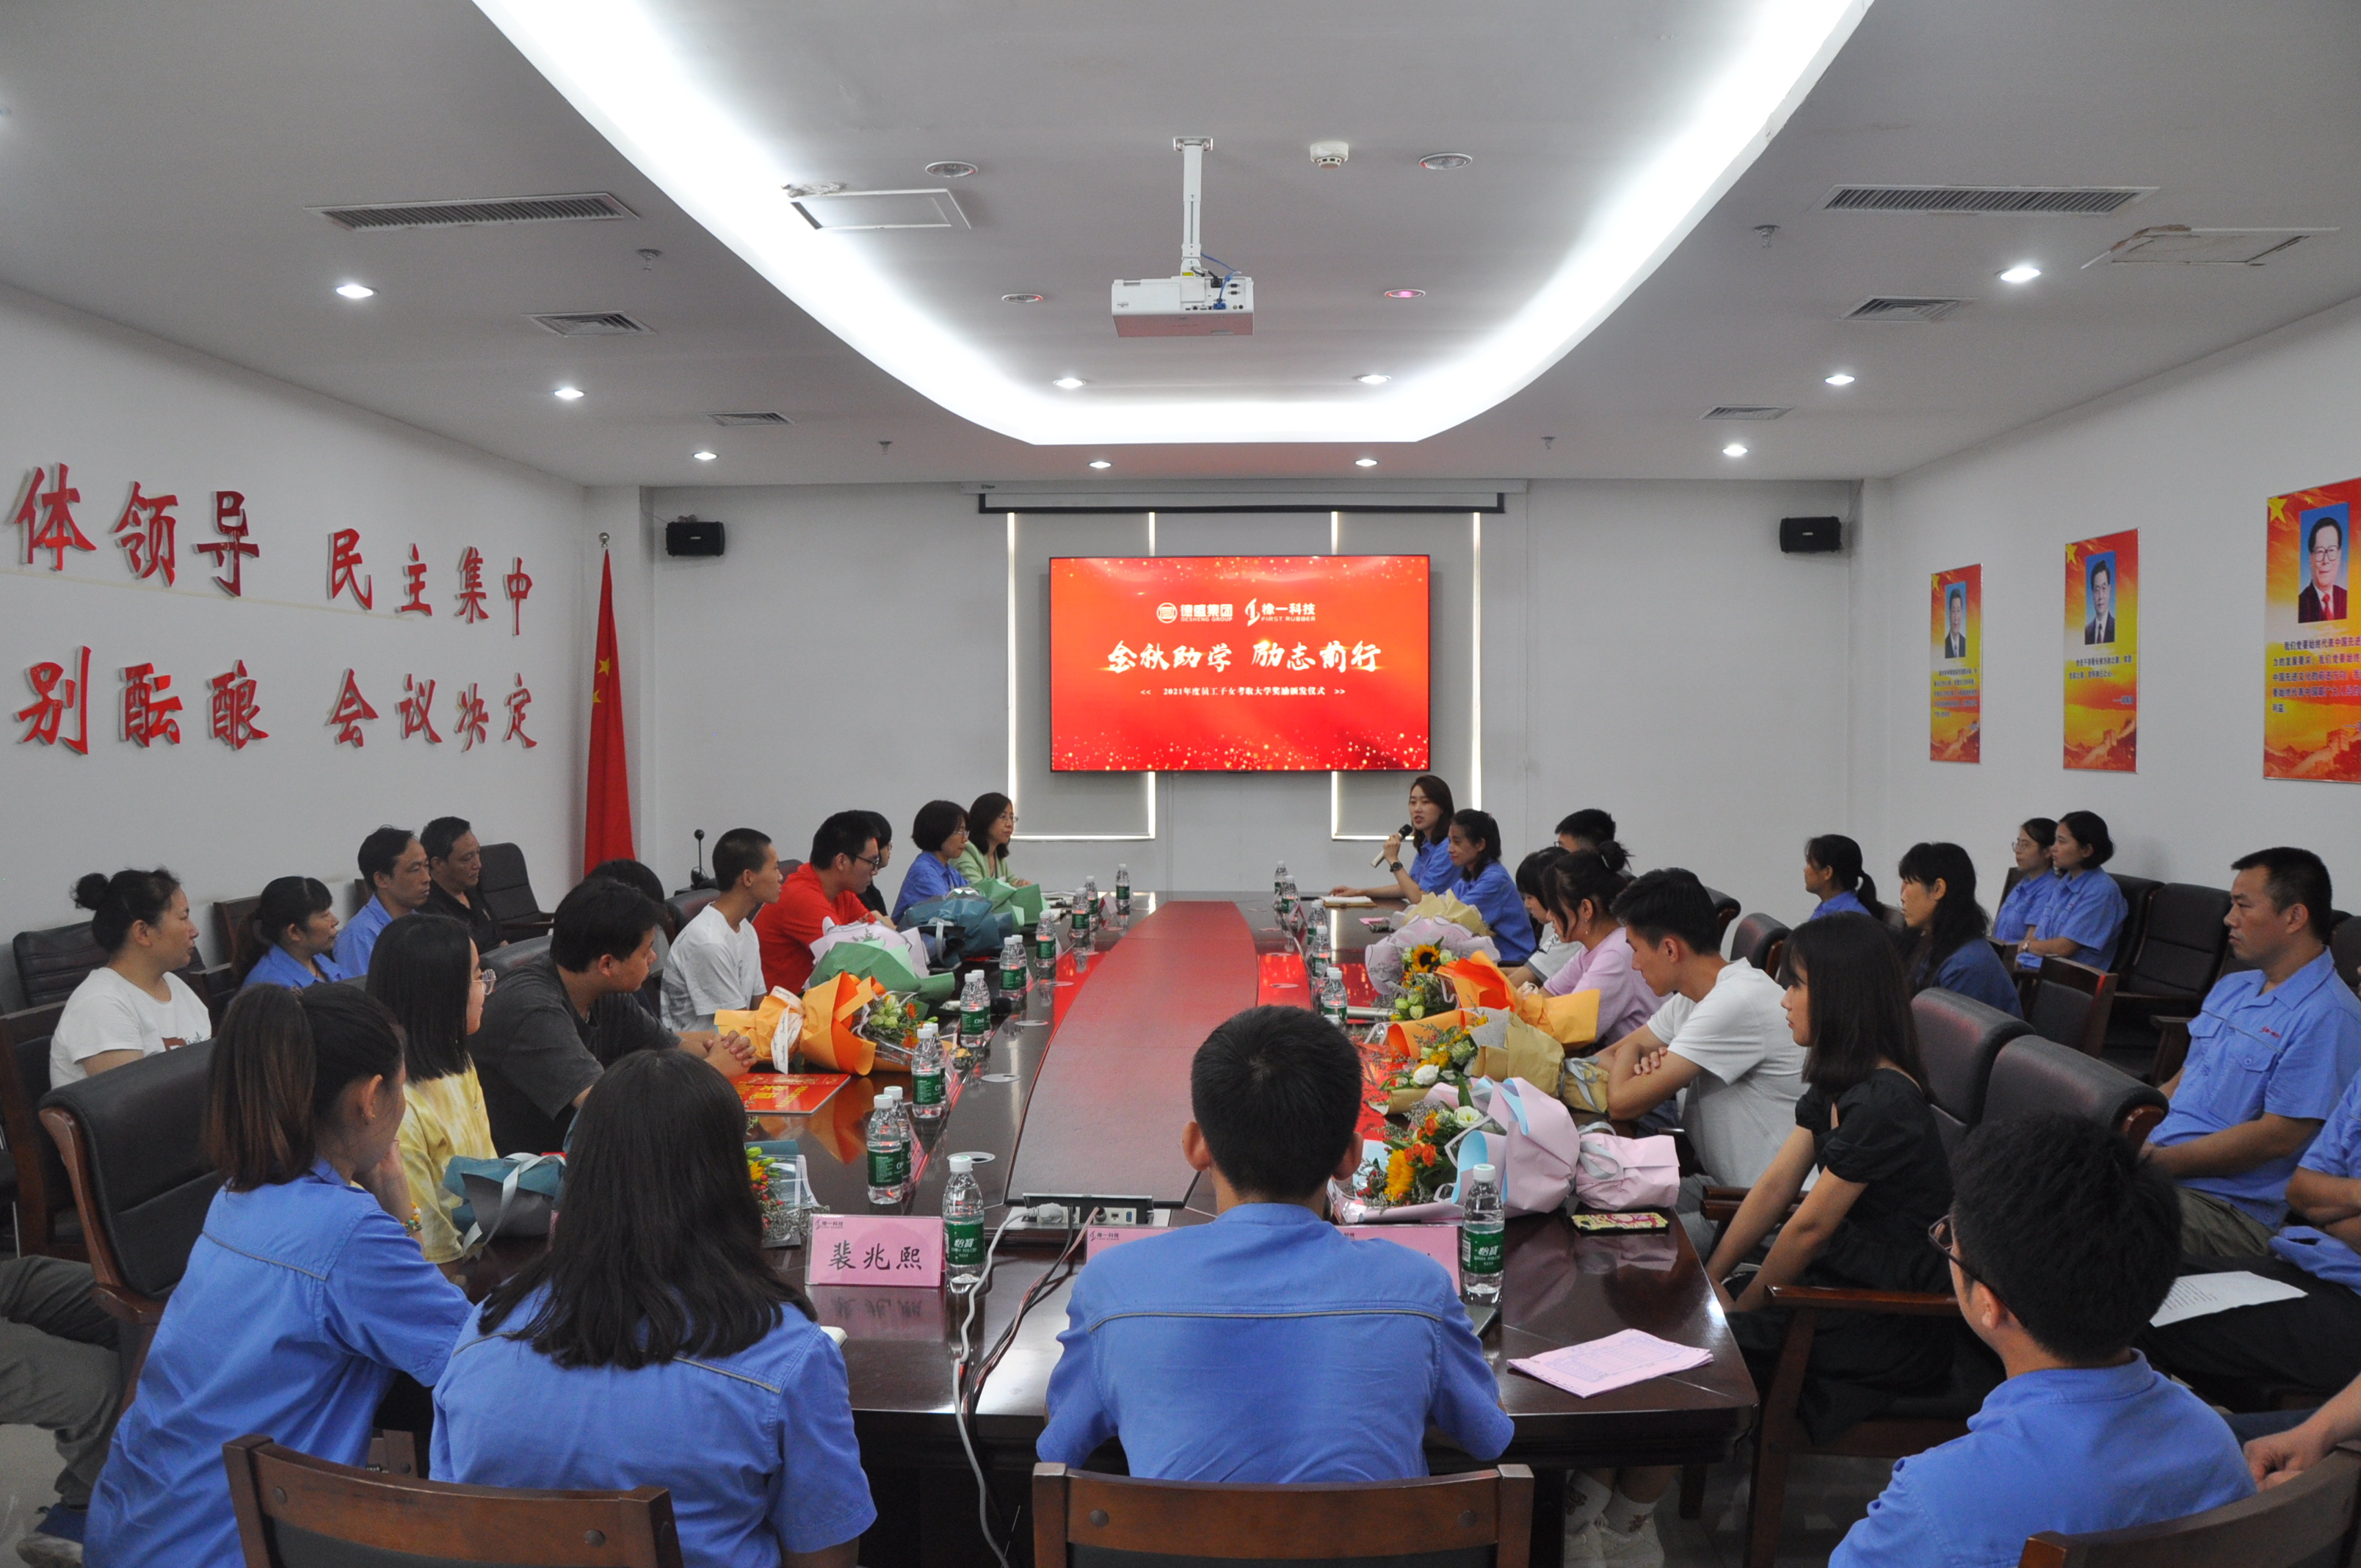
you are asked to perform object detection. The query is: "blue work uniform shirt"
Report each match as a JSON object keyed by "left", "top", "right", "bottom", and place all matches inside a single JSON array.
[
  {"left": 2150, "top": 948, "right": 2361, "bottom": 1225},
  {"left": 435, "top": 1288, "right": 875, "bottom": 1565},
  {"left": 2268, "top": 1070, "right": 2361, "bottom": 1288},
  {"left": 88, "top": 1160, "right": 473, "bottom": 1568},
  {"left": 1408, "top": 838, "right": 1454, "bottom": 893},
  {"left": 1830, "top": 1354, "right": 2252, "bottom": 1568},
  {"left": 1037, "top": 1204, "right": 1512, "bottom": 1481},
  {"left": 1451, "top": 860, "right": 1538, "bottom": 965},
  {"left": 1810, "top": 891, "right": 1871, "bottom": 921},
  {"left": 2016, "top": 868, "right": 2127, "bottom": 970},
  {"left": 332, "top": 895, "right": 399, "bottom": 978},
  {"left": 240, "top": 945, "right": 349, "bottom": 991},
  {"left": 1991, "top": 872, "right": 2059, "bottom": 945},
  {"left": 1923, "top": 940, "right": 2023, "bottom": 1017},
  {"left": 891, "top": 851, "right": 967, "bottom": 922}
]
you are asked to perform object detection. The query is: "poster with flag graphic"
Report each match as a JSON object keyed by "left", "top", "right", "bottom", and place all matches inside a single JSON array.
[
  {"left": 2064, "top": 529, "right": 2138, "bottom": 772},
  {"left": 583, "top": 551, "right": 634, "bottom": 873},
  {"left": 2264, "top": 475, "right": 2361, "bottom": 780}
]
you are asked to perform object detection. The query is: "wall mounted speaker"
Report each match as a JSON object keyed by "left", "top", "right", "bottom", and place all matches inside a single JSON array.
[
  {"left": 1779, "top": 515, "right": 1842, "bottom": 554},
  {"left": 664, "top": 518, "right": 725, "bottom": 557}
]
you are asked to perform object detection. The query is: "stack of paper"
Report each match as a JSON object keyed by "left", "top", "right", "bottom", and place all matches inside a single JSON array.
[
  {"left": 1510, "top": 1330, "right": 1713, "bottom": 1398},
  {"left": 2148, "top": 1271, "right": 2310, "bottom": 1328}
]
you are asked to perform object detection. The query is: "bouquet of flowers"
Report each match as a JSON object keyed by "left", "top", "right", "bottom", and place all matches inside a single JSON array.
[
  {"left": 748, "top": 1147, "right": 810, "bottom": 1246},
  {"left": 855, "top": 993, "right": 922, "bottom": 1067},
  {"left": 1377, "top": 1020, "right": 1481, "bottom": 1110},
  {"left": 1353, "top": 1100, "right": 1488, "bottom": 1208},
  {"left": 1387, "top": 942, "right": 1457, "bottom": 1021}
]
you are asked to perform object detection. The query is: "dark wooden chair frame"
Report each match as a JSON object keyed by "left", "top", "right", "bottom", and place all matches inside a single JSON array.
[
  {"left": 223, "top": 1434, "right": 683, "bottom": 1567},
  {"left": 1033, "top": 1461, "right": 1532, "bottom": 1567},
  {"left": 40, "top": 1100, "right": 167, "bottom": 1391},
  {"left": 2016, "top": 1444, "right": 2361, "bottom": 1567},
  {"left": 0, "top": 1003, "right": 81, "bottom": 1260},
  {"left": 2027, "top": 957, "right": 2118, "bottom": 1059}
]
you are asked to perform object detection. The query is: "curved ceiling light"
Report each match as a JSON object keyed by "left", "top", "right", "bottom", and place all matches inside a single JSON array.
[{"left": 473, "top": 0, "right": 1872, "bottom": 446}]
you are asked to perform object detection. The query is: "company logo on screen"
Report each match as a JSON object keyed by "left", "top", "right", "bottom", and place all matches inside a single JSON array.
[{"left": 1049, "top": 556, "right": 1430, "bottom": 772}]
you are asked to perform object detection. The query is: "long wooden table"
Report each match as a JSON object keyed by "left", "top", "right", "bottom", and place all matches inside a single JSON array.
[{"left": 472, "top": 893, "right": 1755, "bottom": 1567}]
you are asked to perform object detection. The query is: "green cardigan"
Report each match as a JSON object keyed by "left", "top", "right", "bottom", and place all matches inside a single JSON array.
[{"left": 952, "top": 841, "right": 1010, "bottom": 886}]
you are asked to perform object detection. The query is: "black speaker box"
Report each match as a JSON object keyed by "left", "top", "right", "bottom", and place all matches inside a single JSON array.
[
  {"left": 665, "top": 518, "right": 725, "bottom": 557},
  {"left": 1779, "top": 515, "right": 1843, "bottom": 555}
]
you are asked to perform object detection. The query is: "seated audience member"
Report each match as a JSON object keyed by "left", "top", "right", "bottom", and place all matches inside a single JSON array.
[
  {"left": 470, "top": 878, "right": 748, "bottom": 1155},
  {"left": 1803, "top": 833, "right": 1887, "bottom": 923},
  {"left": 1896, "top": 842, "right": 2022, "bottom": 1017},
  {"left": 0, "top": 1257, "right": 124, "bottom": 1564},
  {"left": 1830, "top": 1114, "right": 2252, "bottom": 1567},
  {"left": 419, "top": 814, "right": 504, "bottom": 956},
  {"left": 1602, "top": 871, "right": 1804, "bottom": 1208},
  {"left": 86, "top": 986, "right": 474, "bottom": 1568},
  {"left": 589, "top": 857, "right": 676, "bottom": 990},
  {"left": 955, "top": 791, "right": 1032, "bottom": 888},
  {"left": 1991, "top": 817, "right": 2059, "bottom": 944},
  {"left": 892, "top": 799, "right": 971, "bottom": 922},
  {"left": 333, "top": 824, "right": 429, "bottom": 976},
  {"left": 1330, "top": 774, "right": 1457, "bottom": 901},
  {"left": 754, "top": 813, "right": 886, "bottom": 994},
  {"left": 52, "top": 868, "right": 211, "bottom": 1086},
  {"left": 857, "top": 811, "right": 895, "bottom": 917},
  {"left": 1534, "top": 852, "right": 1664, "bottom": 1045},
  {"left": 1038, "top": 1006, "right": 1509, "bottom": 1481},
  {"left": 2141, "top": 848, "right": 2361, "bottom": 1258},
  {"left": 1444, "top": 808, "right": 1537, "bottom": 965},
  {"left": 435, "top": 1051, "right": 873, "bottom": 1568},
  {"left": 1506, "top": 846, "right": 1573, "bottom": 984},
  {"left": 2013, "top": 810, "right": 2126, "bottom": 971},
  {"left": 2240, "top": 1360, "right": 2361, "bottom": 1490},
  {"left": 368, "top": 914, "right": 495, "bottom": 1266},
  {"left": 239, "top": 875, "right": 346, "bottom": 991},
  {"left": 662, "top": 827, "right": 781, "bottom": 1033},
  {"left": 1556, "top": 807, "right": 1617, "bottom": 855}
]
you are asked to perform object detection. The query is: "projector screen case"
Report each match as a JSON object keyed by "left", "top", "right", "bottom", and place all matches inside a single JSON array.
[{"left": 1048, "top": 555, "right": 1429, "bottom": 772}]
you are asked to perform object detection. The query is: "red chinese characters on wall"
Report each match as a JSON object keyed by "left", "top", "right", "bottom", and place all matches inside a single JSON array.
[
  {"left": 121, "top": 663, "right": 183, "bottom": 747},
  {"left": 399, "top": 675, "right": 440, "bottom": 743},
  {"left": 455, "top": 547, "right": 490, "bottom": 624},
  {"left": 207, "top": 661, "right": 267, "bottom": 750},
  {"left": 396, "top": 545, "right": 432, "bottom": 616},
  {"left": 327, "top": 670, "right": 377, "bottom": 747},
  {"left": 15, "top": 647, "right": 91, "bottom": 754},
  {"left": 454, "top": 681, "right": 490, "bottom": 750},
  {"left": 503, "top": 675, "right": 535, "bottom": 748},
  {"left": 327, "top": 529, "right": 373, "bottom": 609},
  {"left": 15, "top": 465, "right": 95, "bottom": 571},
  {"left": 112, "top": 484, "right": 178, "bottom": 585},
  {"left": 504, "top": 556, "right": 532, "bottom": 636},
  {"left": 195, "top": 491, "right": 260, "bottom": 597}
]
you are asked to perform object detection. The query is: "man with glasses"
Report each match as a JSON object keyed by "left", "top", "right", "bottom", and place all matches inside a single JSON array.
[
  {"left": 2299, "top": 514, "right": 2347, "bottom": 624},
  {"left": 755, "top": 810, "right": 890, "bottom": 992},
  {"left": 1830, "top": 1114, "right": 2250, "bottom": 1567},
  {"left": 334, "top": 824, "right": 431, "bottom": 977}
]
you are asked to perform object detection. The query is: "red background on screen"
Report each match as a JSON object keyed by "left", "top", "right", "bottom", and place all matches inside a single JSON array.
[{"left": 1050, "top": 556, "right": 1430, "bottom": 772}]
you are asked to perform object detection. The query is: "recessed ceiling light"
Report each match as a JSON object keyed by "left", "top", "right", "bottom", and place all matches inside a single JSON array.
[
  {"left": 1354, "top": 457, "right": 1379, "bottom": 468},
  {"left": 1053, "top": 377, "right": 1086, "bottom": 390},
  {"left": 1088, "top": 459, "right": 1111, "bottom": 470},
  {"left": 692, "top": 449, "right": 717, "bottom": 461},
  {"left": 1355, "top": 374, "right": 1391, "bottom": 385},
  {"left": 334, "top": 282, "right": 375, "bottom": 300},
  {"left": 1001, "top": 293, "right": 1044, "bottom": 304},
  {"left": 1382, "top": 288, "right": 1425, "bottom": 300},
  {"left": 1998, "top": 263, "right": 2042, "bottom": 284},
  {"left": 925, "top": 161, "right": 978, "bottom": 179},
  {"left": 553, "top": 386, "right": 584, "bottom": 400},
  {"left": 1824, "top": 372, "right": 1856, "bottom": 387},
  {"left": 1419, "top": 153, "right": 1474, "bottom": 170},
  {"left": 1722, "top": 443, "right": 1749, "bottom": 457}
]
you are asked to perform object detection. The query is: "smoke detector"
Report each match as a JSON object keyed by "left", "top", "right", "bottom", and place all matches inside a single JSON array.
[{"left": 1310, "top": 140, "right": 1349, "bottom": 172}]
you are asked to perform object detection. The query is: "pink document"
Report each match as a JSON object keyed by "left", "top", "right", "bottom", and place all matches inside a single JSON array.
[{"left": 1509, "top": 1329, "right": 1711, "bottom": 1398}]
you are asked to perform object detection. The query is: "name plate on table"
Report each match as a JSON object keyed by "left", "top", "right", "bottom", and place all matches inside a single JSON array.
[
  {"left": 1339, "top": 1223, "right": 1461, "bottom": 1293},
  {"left": 1087, "top": 1225, "right": 1177, "bottom": 1260},
  {"left": 809, "top": 1214, "right": 943, "bottom": 1288}
]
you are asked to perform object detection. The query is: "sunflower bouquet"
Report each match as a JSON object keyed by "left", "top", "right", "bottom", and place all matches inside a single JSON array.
[
  {"left": 1377, "top": 1020, "right": 1481, "bottom": 1109},
  {"left": 1353, "top": 1102, "right": 1485, "bottom": 1208},
  {"left": 1388, "top": 942, "right": 1456, "bottom": 1021}
]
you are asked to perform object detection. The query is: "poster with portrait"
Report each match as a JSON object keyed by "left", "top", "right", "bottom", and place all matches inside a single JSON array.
[
  {"left": 1929, "top": 565, "right": 1980, "bottom": 762},
  {"left": 2263, "top": 476, "right": 2361, "bottom": 781},
  {"left": 2064, "top": 530, "right": 2138, "bottom": 772}
]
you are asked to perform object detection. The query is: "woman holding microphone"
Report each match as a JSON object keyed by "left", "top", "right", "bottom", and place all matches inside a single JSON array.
[{"left": 1332, "top": 774, "right": 1458, "bottom": 901}]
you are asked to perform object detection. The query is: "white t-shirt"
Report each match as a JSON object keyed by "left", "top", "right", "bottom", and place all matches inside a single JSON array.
[
  {"left": 1647, "top": 959, "right": 1805, "bottom": 1188},
  {"left": 51, "top": 967, "right": 214, "bottom": 1086},
  {"left": 660, "top": 903, "right": 764, "bottom": 1032}
]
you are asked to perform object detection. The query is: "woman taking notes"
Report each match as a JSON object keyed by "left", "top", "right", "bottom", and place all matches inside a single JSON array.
[
  {"left": 1444, "top": 808, "right": 1537, "bottom": 965},
  {"left": 1332, "top": 774, "right": 1457, "bottom": 900},
  {"left": 239, "top": 875, "right": 346, "bottom": 990},
  {"left": 954, "top": 791, "right": 1030, "bottom": 887},
  {"left": 1896, "top": 842, "right": 2022, "bottom": 1017}
]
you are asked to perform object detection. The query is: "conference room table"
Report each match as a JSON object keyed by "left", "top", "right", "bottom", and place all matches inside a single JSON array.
[{"left": 471, "top": 893, "right": 1756, "bottom": 1567}]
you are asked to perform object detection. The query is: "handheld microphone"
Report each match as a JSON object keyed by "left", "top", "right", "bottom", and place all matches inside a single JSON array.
[{"left": 1371, "top": 824, "right": 1415, "bottom": 869}]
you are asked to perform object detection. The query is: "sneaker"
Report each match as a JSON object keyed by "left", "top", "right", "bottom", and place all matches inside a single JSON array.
[
  {"left": 1597, "top": 1512, "right": 1664, "bottom": 1568},
  {"left": 17, "top": 1505, "right": 86, "bottom": 1567},
  {"left": 1563, "top": 1517, "right": 1606, "bottom": 1567}
]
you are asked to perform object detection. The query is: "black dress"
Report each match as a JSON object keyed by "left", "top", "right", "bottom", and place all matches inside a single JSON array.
[{"left": 1728, "top": 1067, "right": 1962, "bottom": 1441}]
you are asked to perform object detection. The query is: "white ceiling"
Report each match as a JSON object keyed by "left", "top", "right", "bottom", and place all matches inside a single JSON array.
[{"left": 0, "top": 0, "right": 2355, "bottom": 487}]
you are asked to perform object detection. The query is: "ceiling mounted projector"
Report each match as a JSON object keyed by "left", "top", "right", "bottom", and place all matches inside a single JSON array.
[{"left": 1111, "top": 137, "right": 1253, "bottom": 337}]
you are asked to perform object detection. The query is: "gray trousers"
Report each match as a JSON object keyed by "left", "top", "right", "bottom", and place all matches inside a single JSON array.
[{"left": 0, "top": 1257, "right": 120, "bottom": 1508}]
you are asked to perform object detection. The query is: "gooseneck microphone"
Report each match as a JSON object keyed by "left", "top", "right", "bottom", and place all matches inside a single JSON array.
[{"left": 1371, "top": 823, "right": 1415, "bottom": 869}]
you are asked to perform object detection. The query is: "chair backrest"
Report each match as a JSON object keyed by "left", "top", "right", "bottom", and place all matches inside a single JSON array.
[
  {"left": 667, "top": 889, "right": 720, "bottom": 934},
  {"left": 215, "top": 896, "right": 265, "bottom": 983},
  {"left": 12, "top": 922, "right": 109, "bottom": 1010},
  {"left": 39, "top": 1042, "right": 224, "bottom": 1300},
  {"left": 224, "top": 1435, "right": 683, "bottom": 1567},
  {"left": 2125, "top": 882, "right": 2232, "bottom": 998},
  {"left": 2104, "top": 873, "right": 2160, "bottom": 973},
  {"left": 2017, "top": 1445, "right": 2360, "bottom": 1567},
  {"left": 476, "top": 843, "right": 545, "bottom": 926},
  {"left": 2333, "top": 912, "right": 2361, "bottom": 994},
  {"left": 483, "top": 933, "right": 552, "bottom": 985},
  {"left": 1911, "top": 988, "right": 2033, "bottom": 1153},
  {"left": 1701, "top": 886, "right": 1741, "bottom": 946},
  {"left": 1727, "top": 912, "right": 1787, "bottom": 968},
  {"left": 2000, "top": 865, "right": 2025, "bottom": 904},
  {"left": 0, "top": 1004, "right": 77, "bottom": 1255},
  {"left": 1033, "top": 1462, "right": 1531, "bottom": 1568},
  {"left": 1983, "top": 1036, "right": 2169, "bottom": 1145},
  {"left": 2026, "top": 957, "right": 2116, "bottom": 1058}
]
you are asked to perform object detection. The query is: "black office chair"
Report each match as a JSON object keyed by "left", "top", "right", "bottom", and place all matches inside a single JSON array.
[
  {"left": 483, "top": 933, "right": 551, "bottom": 986},
  {"left": 1726, "top": 912, "right": 1789, "bottom": 970},
  {"left": 2106, "top": 882, "right": 2233, "bottom": 1054},
  {"left": 0, "top": 1004, "right": 80, "bottom": 1258},
  {"left": 475, "top": 843, "right": 554, "bottom": 941},
  {"left": 1911, "top": 988, "right": 2031, "bottom": 1155},
  {"left": 666, "top": 890, "right": 720, "bottom": 933},
  {"left": 1981, "top": 1035, "right": 2169, "bottom": 1144},
  {"left": 2025, "top": 957, "right": 2116, "bottom": 1059},
  {"left": 12, "top": 920, "right": 217, "bottom": 1014},
  {"left": 1700, "top": 886, "right": 1741, "bottom": 948},
  {"left": 2105, "top": 873, "right": 2160, "bottom": 973}
]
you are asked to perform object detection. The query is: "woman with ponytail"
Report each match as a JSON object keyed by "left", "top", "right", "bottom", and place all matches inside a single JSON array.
[
  {"left": 239, "top": 874, "right": 346, "bottom": 991},
  {"left": 1802, "top": 834, "right": 1888, "bottom": 924},
  {"left": 51, "top": 868, "right": 211, "bottom": 1085},
  {"left": 87, "top": 985, "right": 472, "bottom": 1568}
]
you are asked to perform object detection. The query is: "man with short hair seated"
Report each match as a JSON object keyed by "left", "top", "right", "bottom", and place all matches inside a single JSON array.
[
  {"left": 755, "top": 811, "right": 886, "bottom": 994},
  {"left": 1037, "top": 1006, "right": 1511, "bottom": 1481},
  {"left": 333, "top": 824, "right": 429, "bottom": 976},
  {"left": 2143, "top": 848, "right": 2361, "bottom": 1257},
  {"left": 469, "top": 878, "right": 750, "bottom": 1153},
  {"left": 1830, "top": 1113, "right": 2252, "bottom": 1567},
  {"left": 661, "top": 827, "right": 782, "bottom": 1033}
]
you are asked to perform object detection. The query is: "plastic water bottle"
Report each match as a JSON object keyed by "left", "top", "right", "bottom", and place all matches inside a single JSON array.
[
  {"left": 909, "top": 1023, "right": 946, "bottom": 1122},
  {"left": 1307, "top": 922, "right": 1331, "bottom": 981},
  {"left": 1459, "top": 1164, "right": 1504, "bottom": 1302},
  {"left": 1115, "top": 863, "right": 1131, "bottom": 916},
  {"left": 1320, "top": 973, "right": 1349, "bottom": 1028},
  {"left": 1083, "top": 875, "right": 1100, "bottom": 932},
  {"left": 1033, "top": 914, "right": 1056, "bottom": 976},
  {"left": 866, "top": 1087, "right": 912, "bottom": 1204},
  {"left": 957, "top": 971, "right": 990, "bottom": 1061},
  {"left": 1068, "top": 892, "right": 1090, "bottom": 946},
  {"left": 1273, "top": 861, "right": 1289, "bottom": 903},
  {"left": 944, "top": 1155, "right": 984, "bottom": 1283},
  {"left": 998, "top": 934, "right": 1028, "bottom": 997}
]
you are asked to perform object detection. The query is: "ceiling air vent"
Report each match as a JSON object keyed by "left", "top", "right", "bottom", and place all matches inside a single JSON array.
[
  {"left": 1702, "top": 405, "right": 1789, "bottom": 421},
  {"left": 529, "top": 312, "right": 651, "bottom": 336},
  {"left": 2084, "top": 225, "right": 2337, "bottom": 267},
  {"left": 788, "top": 189, "right": 971, "bottom": 231},
  {"left": 704, "top": 411, "right": 794, "bottom": 427},
  {"left": 1845, "top": 296, "right": 1967, "bottom": 323},
  {"left": 1823, "top": 185, "right": 2154, "bottom": 215},
  {"left": 312, "top": 193, "right": 638, "bottom": 231}
]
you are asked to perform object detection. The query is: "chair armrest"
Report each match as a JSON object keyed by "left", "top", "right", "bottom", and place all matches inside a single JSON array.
[
  {"left": 2150, "top": 1018, "right": 2194, "bottom": 1089},
  {"left": 1765, "top": 1283, "right": 1961, "bottom": 1317},
  {"left": 498, "top": 915, "right": 555, "bottom": 940},
  {"left": 90, "top": 1282, "right": 163, "bottom": 1329},
  {"left": 1700, "top": 1186, "right": 1748, "bottom": 1222}
]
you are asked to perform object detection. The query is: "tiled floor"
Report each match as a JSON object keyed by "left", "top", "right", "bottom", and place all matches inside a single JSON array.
[{"left": 1639, "top": 1451, "right": 1893, "bottom": 1568}]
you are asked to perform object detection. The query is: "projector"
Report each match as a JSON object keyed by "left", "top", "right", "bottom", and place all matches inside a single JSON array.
[{"left": 1113, "top": 137, "right": 1254, "bottom": 338}]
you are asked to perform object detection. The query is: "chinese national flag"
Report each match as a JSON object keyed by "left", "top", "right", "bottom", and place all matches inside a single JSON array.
[{"left": 583, "top": 551, "right": 634, "bottom": 874}]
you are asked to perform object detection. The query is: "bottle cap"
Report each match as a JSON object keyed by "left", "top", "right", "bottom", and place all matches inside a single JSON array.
[
  {"left": 881, "top": 1087, "right": 902, "bottom": 1104},
  {"left": 917, "top": 1020, "right": 937, "bottom": 1037},
  {"left": 1471, "top": 1163, "right": 1495, "bottom": 1180},
  {"left": 950, "top": 1155, "right": 973, "bottom": 1175}
]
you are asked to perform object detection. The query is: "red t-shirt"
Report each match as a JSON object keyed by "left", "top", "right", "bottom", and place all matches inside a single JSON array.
[{"left": 755, "top": 863, "right": 872, "bottom": 992}]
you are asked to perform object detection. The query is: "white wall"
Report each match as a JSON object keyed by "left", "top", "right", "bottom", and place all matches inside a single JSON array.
[
  {"left": 1852, "top": 295, "right": 2361, "bottom": 911},
  {"left": 0, "top": 286, "right": 590, "bottom": 1008}
]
